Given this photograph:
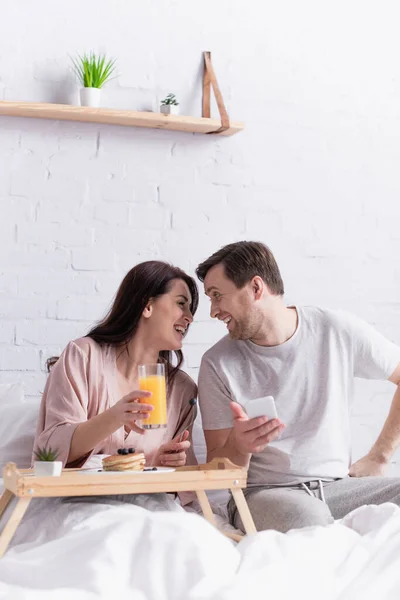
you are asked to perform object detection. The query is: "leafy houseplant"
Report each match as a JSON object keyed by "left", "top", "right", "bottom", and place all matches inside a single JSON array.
[
  {"left": 33, "top": 446, "right": 62, "bottom": 477},
  {"left": 160, "top": 93, "right": 180, "bottom": 116},
  {"left": 71, "top": 52, "right": 116, "bottom": 108}
]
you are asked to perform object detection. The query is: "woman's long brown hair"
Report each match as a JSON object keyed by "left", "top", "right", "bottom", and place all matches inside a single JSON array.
[{"left": 47, "top": 261, "right": 199, "bottom": 382}]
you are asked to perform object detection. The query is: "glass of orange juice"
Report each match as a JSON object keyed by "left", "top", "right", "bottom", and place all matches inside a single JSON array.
[{"left": 138, "top": 363, "right": 167, "bottom": 429}]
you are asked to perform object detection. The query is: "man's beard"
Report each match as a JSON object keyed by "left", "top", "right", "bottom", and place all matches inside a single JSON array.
[{"left": 228, "top": 317, "right": 257, "bottom": 341}]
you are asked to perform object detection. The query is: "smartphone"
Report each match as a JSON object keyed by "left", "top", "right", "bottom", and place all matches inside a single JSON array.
[{"left": 246, "top": 396, "right": 278, "bottom": 420}]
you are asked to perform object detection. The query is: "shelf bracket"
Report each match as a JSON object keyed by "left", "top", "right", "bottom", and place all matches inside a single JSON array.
[{"left": 202, "top": 51, "right": 231, "bottom": 135}]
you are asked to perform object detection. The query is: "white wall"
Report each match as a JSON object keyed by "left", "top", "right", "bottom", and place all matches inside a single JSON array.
[{"left": 1, "top": 1, "right": 400, "bottom": 468}]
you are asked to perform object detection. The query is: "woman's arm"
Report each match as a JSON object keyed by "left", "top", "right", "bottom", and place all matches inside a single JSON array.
[
  {"left": 69, "top": 390, "right": 153, "bottom": 463},
  {"left": 68, "top": 408, "right": 120, "bottom": 464},
  {"left": 33, "top": 341, "right": 153, "bottom": 467},
  {"left": 33, "top": 342, "right": 92, "bottom": 467}
]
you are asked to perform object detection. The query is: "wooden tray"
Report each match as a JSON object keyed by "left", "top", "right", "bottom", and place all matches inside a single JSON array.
[{"left": 0, "top": 458, "right": 256, "bottom": 557}]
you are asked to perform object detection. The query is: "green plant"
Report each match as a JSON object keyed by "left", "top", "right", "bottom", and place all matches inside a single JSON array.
[
  {"left": 71, "top": 52, "right": 116, "bottom": 89},
  {"left": 161, "top": 93, "right": 179, "bottom": 106},
  {"left": 34, "top": 446, "right": 59, "bottom": 462}
]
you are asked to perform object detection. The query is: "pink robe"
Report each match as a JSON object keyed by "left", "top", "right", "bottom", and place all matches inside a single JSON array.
[{"left": 33, "top": 337, "right": 198, "bottom": 470}]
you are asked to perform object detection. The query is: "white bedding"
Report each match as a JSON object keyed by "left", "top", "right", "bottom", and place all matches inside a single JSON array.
[
  {"left": 1, "top": 476, "right": 400, "bottom": 600},
  {"left": 1, "top": 388, "right": 399, "bottom": 599}
]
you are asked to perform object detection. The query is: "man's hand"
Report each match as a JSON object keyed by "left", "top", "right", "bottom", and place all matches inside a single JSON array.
[
  {"left": 230, "top": 401, "right": 285, "bottom": 455},
  {"left": 349, "top": 453, "right": 389, "bottom": 477}
]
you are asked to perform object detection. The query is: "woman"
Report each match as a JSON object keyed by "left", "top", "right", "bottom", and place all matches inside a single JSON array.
[{"left": 33, "top": 261, "right": 199, "bottom": 474}]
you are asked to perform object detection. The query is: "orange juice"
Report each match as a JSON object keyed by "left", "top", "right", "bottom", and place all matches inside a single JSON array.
[{"left": 138, "top": 365, "right": 167, "bottom": 429}]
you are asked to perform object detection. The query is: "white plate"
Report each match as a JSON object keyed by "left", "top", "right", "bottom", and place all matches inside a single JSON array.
[{"left": 77, "top": 466, "right": 176, "bottom": 475}]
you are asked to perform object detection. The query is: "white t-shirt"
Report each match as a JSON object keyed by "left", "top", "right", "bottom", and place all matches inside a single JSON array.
[{"left": 198, "top": 307, "right": 400, "bottom": 486}]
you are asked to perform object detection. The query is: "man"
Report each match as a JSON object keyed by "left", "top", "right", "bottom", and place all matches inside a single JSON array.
[{"left": 196, "top": 241, "right": 400, "bottom": 533}]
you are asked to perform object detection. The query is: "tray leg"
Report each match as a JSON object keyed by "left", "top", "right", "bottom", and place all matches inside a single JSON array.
[
  {"left": 195, "top": 490, "right": 245, "bottom": 543},
  {"left": 0, "top": 490, "right": 14, "bottom": 520},
  {"left": 230, "top": 488, "right": 257, "bottom": 535},
  {"left": 222, "top": 530, "right": 244, "bottom": 543},
  {"left": 0, "top": 496, "right": 31, "bottom": 558},
  {"left": 195, "top": 489, "right": 216, "bottom": 526}
]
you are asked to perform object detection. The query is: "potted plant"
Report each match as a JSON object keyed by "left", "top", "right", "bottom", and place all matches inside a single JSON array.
[
  {"left": 71, "top": 52, "right": 116, "bottom": 108},
  {"left": 33, "top": 446, "right": 63, "bottom": 477},
  {"left": 160, "top": 93, "right": 180, "bottom": 115}
]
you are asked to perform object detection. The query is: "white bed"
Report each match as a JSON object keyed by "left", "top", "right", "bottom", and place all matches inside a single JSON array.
[{"left": 2, "top": 384, "right": 400, "bottom": 599}]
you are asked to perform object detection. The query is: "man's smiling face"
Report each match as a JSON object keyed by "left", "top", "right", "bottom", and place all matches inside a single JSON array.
[{"left": 204, "top": 264, "right": 263, "bottom": 340}]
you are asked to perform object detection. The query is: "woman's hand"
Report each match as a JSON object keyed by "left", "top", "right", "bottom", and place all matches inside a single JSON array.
[
  {"left": 109, "top": 390, "right": 154, "bottom": 435},
  {"left": 154, "top": 430, "right": 191, "bottom": 467}
]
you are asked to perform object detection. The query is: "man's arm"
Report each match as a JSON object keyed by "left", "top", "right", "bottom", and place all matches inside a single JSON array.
[
  {"left": 204, "top": 402, "right": 285, "bottom": 469},
  {"left": 204, "top": 427, "right": 250, "bottom": 468},
  {"left": 198, "top": 356, "right": 284, "bottom": 469},
  {"left": 350, "top": 362, "right": 400, "bottom": 477}
]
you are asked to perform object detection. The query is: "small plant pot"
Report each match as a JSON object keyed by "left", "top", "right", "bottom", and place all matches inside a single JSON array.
[
  {"left": 160, "top": 104, "right": 179, "bottom": 116},
  {"left": 80, "top": 87, "right": 101, "bottom": 108},
  {"left": 34, "top": 461, "right": 63, "bottom": 477}
]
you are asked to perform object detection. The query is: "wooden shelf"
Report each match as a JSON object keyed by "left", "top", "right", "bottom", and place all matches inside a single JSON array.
[
  {"left": 0, "top": 54, "right": 243, "bottom": 138},
  {"left": 0, "top": 101, "right": 243, "bottom": 137}
]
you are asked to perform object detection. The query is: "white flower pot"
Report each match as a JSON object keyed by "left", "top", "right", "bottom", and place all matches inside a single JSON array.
[
  {"left": 34, "top": 461, "right": 63, "bottom": 477},
  {"left": 80, "top": 87, "right": 101, "bottom": 108},
  {"left": 160, "top": 104, "right": 179, "bottom": 116}
]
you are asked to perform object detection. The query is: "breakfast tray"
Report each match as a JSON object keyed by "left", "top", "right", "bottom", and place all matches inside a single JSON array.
[{"left": 0, "top": 458, "right": 256, "bottom": 557}]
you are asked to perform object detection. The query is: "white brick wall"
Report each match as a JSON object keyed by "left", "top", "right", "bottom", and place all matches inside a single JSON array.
[{"left": 1, "top": 0, "right": 400, "bottom": 471}]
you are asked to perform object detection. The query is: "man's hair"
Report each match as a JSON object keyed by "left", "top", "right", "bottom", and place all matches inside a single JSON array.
[{"left": 196, "top": 241, "right": 284, "bottom": 295}]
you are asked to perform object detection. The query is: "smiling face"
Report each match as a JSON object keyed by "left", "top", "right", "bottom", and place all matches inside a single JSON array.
[
  {"left": 143, "top": 278, "right": 194, "bottom": 351},
  {"left": 204, "top": 264, "right": 264, "bottom": 340}
]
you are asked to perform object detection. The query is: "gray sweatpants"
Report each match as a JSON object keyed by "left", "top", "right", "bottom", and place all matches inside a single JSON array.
[{"left": 229, "top": 476, "right": 400, "bottom": 533}]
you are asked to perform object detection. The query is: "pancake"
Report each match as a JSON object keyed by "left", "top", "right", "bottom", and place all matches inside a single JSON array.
[{"left": 102, "top": 451, "right": 146, "bottom": 472}]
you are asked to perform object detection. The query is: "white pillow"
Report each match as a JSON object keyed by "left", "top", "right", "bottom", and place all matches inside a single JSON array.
[{"left": 0, "top": 383, "right": 40, "bottom": 469}]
